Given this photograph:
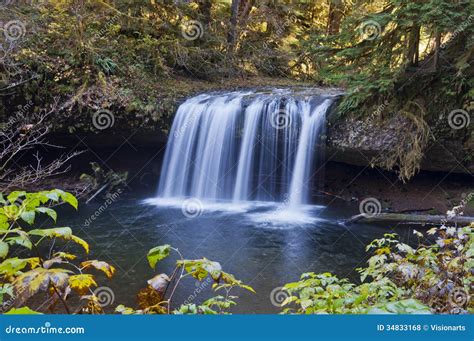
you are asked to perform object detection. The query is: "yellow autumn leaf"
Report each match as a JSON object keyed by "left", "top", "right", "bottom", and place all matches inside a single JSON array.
[
  {"left": 68, "top": 274, "right": 97, "bottom": 295},
  {"left": 81, "top": 260, "right": 116, "bottom": 278},
  {"left": 71, "top": 235, "right": 89, "bottom": 254},
  {"left": 28, "top": 257, "right": 41, "bottom": 269},
  {"left": 14, "top": 268, "right": 72, "bottom": 304},
  {"left": 375, "top": 247, "right": 390, "bottom": 255},
  {"left": 53, "top": 252, "right": 77, "bottom": 260}
]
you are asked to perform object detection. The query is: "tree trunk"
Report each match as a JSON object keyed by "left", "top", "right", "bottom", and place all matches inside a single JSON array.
[
  {"left": 197, "top": 0, "right": 212, "bottom": 28},
  {"left": 406, "top": 25, "right": 421, "bottom": 66},
  {"left": 238, "top": 0, "right": 253, "bottom": 29},
  {"left": 227, "top": 0, "right": 241, "bottom": 54},
  {"left": 346, "top": 213, "right": 474, "bottom": 225},
  {"left": 433, "top": 31, "right": 441, "bottom": 70},
  {"left": 327, "top": 0, "right": 344, "bottom": 35}
]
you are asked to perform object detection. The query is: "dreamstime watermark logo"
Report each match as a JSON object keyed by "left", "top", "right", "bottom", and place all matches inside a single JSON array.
[
  {"left": 14, "top": 100, "right": 34, "bottom": 117},
  {"left": 447, "top": 109, "right": 470, "bottom": 130},
  {"left": 369, "top": 99, "right": 389, "bottom": 121},
  {"left": 83, "top": 189, "right": 122, "bottom": 226},
  {"left": 175, "top": 47, "right": 189, "bottom": 66},
  {"left": 5, "top": 321, "right": 85, "bottom": 335},
  {"left": 0, "top": 296, "right": 15, "bottom": 312},
  {"left": 448, "top": 287, "right": 469, "bottom": 307},
  {"left": 359, "top": 20, "right": 381, "bottom": 41},
  {"left": 3, "top": 20, "right": 26, "bottom": 42},
  {"left": 92, "top": 109, "right": 115, "bottom": 130},
  {"left": 446, "top": 191, "right": 474, "bottom": 219},
  {"left": 270, "top": 286, "right": 290, "bottom": 307},
  {"left": 93, "top": 286, "right": 115, "bottom": 307},
  {"left": 262, "top": 13, "right": 297, "bottom": 49},
  {"left": 270, "top": 109, "right": 292, "bottom": 130},
  {"left": 0, "top": 286, "right": 26, "bottom": 312},
  {"left": 92, "top": 14, "right": 120, "bottom": 42},
  {"left": 359, "top": 197, "right": 382, "bottom": 217},
  {"left": 441, "top": 15, "right": 474, "bottom": 49},
  {"left": 1, "top": 100, "right": 34, "bottom": 132},
  {"left": 181, "top": 198, "right": 203, "bottom": 218},
  {"left": 183, "top": 277, "right": 212, "bottom": 305},
  {"left": 174, "top": 112, "right": 198, "bottom": 138},
  {"left": 181, "top": 20, "right": 204, "bottom": 41},
  {"left": 460, "top": 191, "right": 474, "bottom": 206}
]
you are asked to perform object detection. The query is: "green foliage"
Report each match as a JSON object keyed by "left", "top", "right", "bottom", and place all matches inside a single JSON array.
[
  {"left": 147, "top": 244, "right": 171, "bottom": 270},
  {"left": 307, "top": 0, "right": 473, "bottom": 86},
  {"left": 0, "top": 190, "right": 115, "bottom": 314},
  {"left": 95, "top": 57, "right": 118, "bottom": 75},
  {"left": 2, "top": 1, "right": 471, "bottom": 164},
  {"left": 4, "top": 306, "right": 42, "bottom": 315},
  {"left": 116, "top": 244, "right": 255, "bottom": 315},
  {"left": 2, "top": 191, "right": 252, "bottom": 315},
  {"left": 282, "top": 272, "right": 413, "bottom": 314},
  {"left": 281, "top": 225, "right": 473, "bottom": 314}
]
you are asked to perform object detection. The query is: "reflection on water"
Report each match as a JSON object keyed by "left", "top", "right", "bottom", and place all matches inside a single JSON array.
[{"left": 59, "top": 195, "right": 416, "bottom": 314}]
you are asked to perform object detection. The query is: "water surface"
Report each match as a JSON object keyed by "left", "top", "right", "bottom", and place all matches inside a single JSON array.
[{"left": 60, "top": 193, "right": 417, "bottom": 314}]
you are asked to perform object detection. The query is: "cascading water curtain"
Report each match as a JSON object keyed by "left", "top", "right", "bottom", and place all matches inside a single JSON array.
[{"left": 158, "top": 91, "right": 335, "bottom": 206}]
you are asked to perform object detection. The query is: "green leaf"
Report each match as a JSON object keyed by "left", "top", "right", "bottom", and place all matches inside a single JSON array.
[
  {"left": 115, "top": 304, "right": 137, "bottom": 315},
  {"left": 0, "top": 257, "right": 40, "bottom": 277},
  {"left": 3, "top": 205, "right": 19, "bottom": 220},
  {"left": 0, "top": 241, "right": 8, "bottom": 259},
  {"left": 35, "top": 207, "right": 57, "bottom": 222},
  {"left": 7, "top": 191, "right": 26, "bottom": 204},
  {"left": 0, "top": 213, "right": 9, "bottom": 230},
  {"left": 60, "top": 191, "right": 78, "bottom": 209},
  {"left": 147, "top": 244, "right": 171, "bottom": 269},
  {"left": 6, "top": 232, "right": 32, "bottom": 250},
  {"left": 4, "top": 306, "right": 42, "bottom": 315},
  {"left": 44, "top": 191, "right": 59, "bottom": 202},
  {"left": 20, "top": 210, "right": 36, "bottom": 225},
  {"left": 28, "top": 227, "right": 72, "bottom": 239},
  {"left": 202, "top": 260, "right": 222, "bottom": 280},
  {"left": 0, "top": 283, "right": 14, "bottom": 304},
  {"left": 369, "top": 299, "right": 432, "bottom": 314},
  {"left": 178, "top": 258, "right": 223, "bottom": 281}
]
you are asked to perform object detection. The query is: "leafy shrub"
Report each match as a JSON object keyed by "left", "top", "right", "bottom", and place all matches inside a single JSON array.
[
  {"left": 281, "top": 225, "right": 473, "bottom": 314},
  {"left": 0, "top": 190, "right": 115, "bottom": 314},
  {"left": 116, "top": 244, "right": 255, "bottom": 314}
]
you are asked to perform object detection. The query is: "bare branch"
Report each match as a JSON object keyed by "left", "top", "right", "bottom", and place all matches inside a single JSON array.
[{"left": 0, "top": 100, "right": 82, "bottom": 193}]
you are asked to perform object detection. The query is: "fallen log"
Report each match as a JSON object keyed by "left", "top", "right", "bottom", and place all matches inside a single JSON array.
[
  {"left": 346, "top": 213, "right": 474, "bottom": 225},
  {"left": 393, "top": 208, "right": 434, "bottom": 214}
]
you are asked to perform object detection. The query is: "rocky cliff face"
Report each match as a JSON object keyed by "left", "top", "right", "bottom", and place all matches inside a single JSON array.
[
  {"left": 326, "top": 109, "right": 473, "bottom": 176},
  {"left": 44, "top": 86, "right": 472, "bottom": 178}
]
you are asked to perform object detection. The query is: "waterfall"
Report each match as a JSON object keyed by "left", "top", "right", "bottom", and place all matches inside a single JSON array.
[
  {"left": 287, "top": 99, "right": 331, "bottom": 207},
  {"left": 157, "top": 91, "right": 335, "bottom": 207}
]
